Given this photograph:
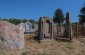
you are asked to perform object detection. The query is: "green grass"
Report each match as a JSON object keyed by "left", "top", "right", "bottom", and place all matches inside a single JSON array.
[
  {"left": 41, "top": 51, "right": 46, "bottom": 55},
  {"left": 21, "top": 51, "right": 27, "bottom": 55},
  {"left": 66, "top": 43, "right": 74, "bottom": 49}
]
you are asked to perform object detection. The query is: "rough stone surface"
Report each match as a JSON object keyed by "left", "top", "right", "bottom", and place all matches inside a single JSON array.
[
  {"left": 0, "top": 21, "right": 25, "bottom": 50},
  {"left": 19, "top": 22, "right": 32, "bottom": 33},
  {"left": 38, "top": 16, "right": 53, "bottom": 40},
  {"left": 64, "top": 12, "right": 73, "bottom": 40}
]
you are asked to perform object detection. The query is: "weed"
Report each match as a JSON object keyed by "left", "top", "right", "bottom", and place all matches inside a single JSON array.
[
  {"left": 66, "top": 43, "right": 74, "bottom": 49},
  {"left": 41, "top": 51, "right": 46, "bottom": 55},
  {"left": 21, "top": 51, "right": 27, "bottom": 55}
]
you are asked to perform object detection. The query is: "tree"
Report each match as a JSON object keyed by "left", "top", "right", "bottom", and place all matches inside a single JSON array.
[
  {"left": 53, "top": 8, "right": 65, "bottom": 24},
  {"left": 8, "top": 18, "right": 22, "bottom": 25},
  {"left": 21, "top": 19, "right": 28, "bottom": 23},
  {"left": 79, "top": 5, "right": 85, "bottom": 23},
  {"left": 35, "top": 21, "right": 39, "bottom": 24},
  {"left": 29, "top": 19, "right": 35, "bottom": 24}
]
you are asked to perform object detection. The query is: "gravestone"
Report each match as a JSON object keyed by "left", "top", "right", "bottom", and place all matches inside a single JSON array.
[
  {"left": 24, "top": 22, "right": 32, "bottom": 33},
  {"left": 19, "top": 22, "right": 32, "bottom": 33},
  {"left": 0, "top": 21, "right": 25, "bottom": 50},
  {"left": 38, "top": 16, "right": 53, "bottom": 40},
  {"left": 34, "top": 24, "right": 38, "bottom": 30},
  {"left": 19, "top": 24, "right": 25, "bottom": 49},
  {"left": 57, "top": 22, "right": 62, "bottom": 34},
  {"left": 53, "top": 24, "right": 57, "bottom": 37},
  {"left": 64, "top": 12, "right": 73, "bottom": 40},
  {"left": 19, "top": 23, "right": 25, "bottom": 32}
]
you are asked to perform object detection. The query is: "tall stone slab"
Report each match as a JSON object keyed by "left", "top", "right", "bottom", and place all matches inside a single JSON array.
[
  {"left": 19, "top": 23, "right": 25, "bottom": 49},
  {"left": 64, "top": 12, "right": 73, "bottom": 40},
  {"left": 38, "top": 16, "right": 53, "bottom": 40}
]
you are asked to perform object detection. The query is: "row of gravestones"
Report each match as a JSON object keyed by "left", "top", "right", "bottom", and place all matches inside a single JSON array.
[
  {"left": 38, "top": 12, "right": 73, "bottom": 40},
  {"left": 19, "top": 12, "right": 72, "bottom": 40},
  {"left": 19, "top": 22, "right": 38, "bottom": 33}
]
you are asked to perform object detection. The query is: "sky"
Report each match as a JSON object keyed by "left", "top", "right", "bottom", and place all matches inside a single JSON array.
[{"left": 0, "top": 0, "right": 85, "bottom": 22}]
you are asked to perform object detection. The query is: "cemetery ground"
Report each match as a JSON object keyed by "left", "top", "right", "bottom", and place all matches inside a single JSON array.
[{"left": 0, "top": 34, "right": 85, "bottom": 55}]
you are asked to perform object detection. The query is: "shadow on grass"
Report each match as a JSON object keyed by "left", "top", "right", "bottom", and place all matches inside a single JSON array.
[
  {"left": 32, "top": 35, "right": 73, "bottom": 43},
  {"left": 33, "top": 35, "right": 41, "bottom": 43},
  {"left": 54, "top": 36, "right": 72, "bottom": 42}
]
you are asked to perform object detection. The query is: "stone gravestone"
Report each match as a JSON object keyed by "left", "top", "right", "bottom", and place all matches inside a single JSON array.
[
  {"left": 38, "top": 16, "right": 53, "bottom": 40},
  {"left": 24, "top": 22, "right": 32, "bottom": 33},
  {"left": 53, "top": 24, "right": 58, "bottom": 37},
  {"left": 64, "top": 12, "right": 73, "bottom": 40},
  {"left": 34, "top": 24, "right": 38, "bottom": 30},
  {"left": 0, "top": 21, "right": 25, "bottom": 50},
  {"left": 19, "top": 24, "right": 25, "bottom": 49},
  {"left": 19, "top": 22, "right": 32, "bottom": 33},
  {"left": 19, "top": 23, "right": 25, "bottom": 32}
]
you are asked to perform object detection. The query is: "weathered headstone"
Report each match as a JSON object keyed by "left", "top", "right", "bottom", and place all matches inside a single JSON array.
[
  {"left": 84, "top": 23, "right": 85, "bottom": 36},
  {"left": 0, "top": 21, "right": 25, "bottom": 50},
  {"left": 34, "top": 24, "right": 38, "bottom": 30},
  {"left": 19, "top": 23, "right": 25, "bottom": 49},
  {"left": 19, "top": 23, "right": 25, "bottom": 32},
  {"left": 64, "top": 12, "right": 73, "bottom": 40},
  {"left": 38, "top": 16, "right": 53, "bottom": 40},
  {"left": 53, "top": 24, "right": 57, "bottom": 37},
  {"left": 24, "top": 22, "right": 32, "bottom": 33},
  {"left": 19, "top": 22, "right": 32, "bottom": 33}
]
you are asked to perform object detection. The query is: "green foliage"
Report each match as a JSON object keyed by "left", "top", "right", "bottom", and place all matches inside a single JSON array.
[
  {"left": 21, "top": 19, "right": 29, "bottom": 23},
  {"left": 53, "top": 8, "right": 65, "bottom": 24},
  {"left": 21, "top": 51, "right": 27, "bottom": 55},
  {"left": 0, "top": 17, "right": 38, "bottom": 25},
  {"left": 41, "top": 52, "right": 46, "bottom": 55},
  {"left": 79, "top": 4, "right": 85, "bottom": 23},
  {"left": 66, "top": 43, "right": 74, "bottom": 49},
  {"left": 29, "top": 19, "right": 35, "bottom": 23},
  {"left": 35, "top": 21, "right": 39, "bottom": 24}
]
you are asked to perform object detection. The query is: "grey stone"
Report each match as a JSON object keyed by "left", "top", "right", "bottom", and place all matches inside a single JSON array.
[
  {"left": 19, "top": 22, "right": 32, "bottom": 33},
  {"left": 64, "top": 12, "right": 73, "bottom": 40},
  {"left": 38, "top": 16, "right": 53, "bottom": 40},
  {"left": 24, "top": 22, "right": 32, "bottom": 33},
  {"left": 0, "top": 21, "right": 25, "bottom": 50}
]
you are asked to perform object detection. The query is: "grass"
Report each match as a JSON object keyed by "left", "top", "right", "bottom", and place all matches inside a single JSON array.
[
  {"left": 41, "top": 51, "right": 46, "bottom": 55},
  {"left": 66, "top": 43, "right": 74, "bottom": 49},
  {"left": 21, "top": 51, "right": 27, "bottom": 55}
]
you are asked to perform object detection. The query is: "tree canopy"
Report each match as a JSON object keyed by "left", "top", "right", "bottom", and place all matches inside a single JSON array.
[
  {"left": 53, "top": 8, "right": 65, "bottom": 24},
  {"left": 0, "top": 18, "right": 38, "bottom": 25},
  {"left": 79, "top": 4, "right": 85, "bottom": 23}
]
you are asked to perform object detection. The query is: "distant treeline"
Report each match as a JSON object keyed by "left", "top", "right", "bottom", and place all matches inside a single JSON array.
[{"left": 0, "top": 18, "right": 39, "bottom": 25}]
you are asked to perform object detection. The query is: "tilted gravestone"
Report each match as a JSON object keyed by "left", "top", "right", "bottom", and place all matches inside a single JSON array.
[
  {"left": 38, "top": 16, "right": 53, "bottom": 40},
  {"left": 64, "top": 12, "right": 73, "bottom": 40}
]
